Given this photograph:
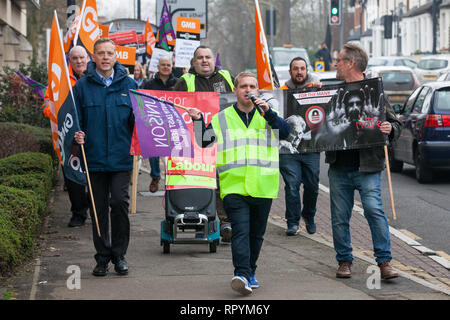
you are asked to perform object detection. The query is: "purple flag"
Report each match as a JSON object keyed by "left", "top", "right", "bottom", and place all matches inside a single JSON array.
[
  {"left": 157, "top": 0, "right": 176, "bottom": 51},
  {"left": 215, "top": 53, "right": 222, "bottom": 70},
  {"left": 15, "top": 71, "right": 47, "bottom": 99},
  {"left": 129, "top": 89, "right": 193, "bottom": 158}
]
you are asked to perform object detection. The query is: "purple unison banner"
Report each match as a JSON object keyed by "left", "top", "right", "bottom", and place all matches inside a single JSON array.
[{"left": 129, "top": 89, "right": 193, "bottom": 158}]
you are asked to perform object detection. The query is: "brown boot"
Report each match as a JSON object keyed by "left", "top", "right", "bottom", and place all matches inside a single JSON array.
[
  {"left": 336, "top": 261, "right": 352, "bottom": 278},
  {"left": 149, "top": 177, "right": 161, "bottom": 193},
  {"left": 378, "top": 261, "right": 398, "bottom": 279}
]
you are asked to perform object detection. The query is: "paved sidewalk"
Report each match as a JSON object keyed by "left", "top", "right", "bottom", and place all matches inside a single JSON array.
[
  {"left": 0, "top": 167, "right": 449, "bottom": 303},
  {"left": 272, "top": 180, "right": 450, "bottom": 294}
]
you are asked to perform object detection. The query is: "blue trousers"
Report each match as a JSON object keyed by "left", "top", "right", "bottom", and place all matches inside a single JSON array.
[
  {"left": 223, "top": 194, "right": 272, "bottom": 282},
  {"left": 328, "top": 166, "right": 392, "bottom": 264},
  {"left": 279, "top": 153, "right": 320, "bottom": 227},
  {"left": 149, "top": 157, "right": 160, "bottom": 178}
]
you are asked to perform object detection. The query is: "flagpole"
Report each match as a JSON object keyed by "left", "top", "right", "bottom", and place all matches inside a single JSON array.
[
  {"left": 131, "top": 155, "right": 139, "bottom": 214},
  {"left": 384, "top": 145, "right": 397, "bottom": 220},
  {"left": 80, "top": 145, "right": 102, "bottom": 236},
  {"left": 55, "top": 11, "right": 101, "bottom": 237}
]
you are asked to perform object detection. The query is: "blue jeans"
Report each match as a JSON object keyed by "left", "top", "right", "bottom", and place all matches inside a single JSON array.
[
  {"left": 279, "top": 153, "right": 320, "bottom": 227},
  {"left": 223, "top": 194, "right": 272, "bottom": 282},
  {"left": 149, "top": 157, "right": 160, "bottom": 178},
  {"left": 328, "top": 166, "right": 392, "bottom": 264}
]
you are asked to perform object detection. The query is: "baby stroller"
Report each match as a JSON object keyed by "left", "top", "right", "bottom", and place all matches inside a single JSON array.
[{"left": 160, "top": 187, "right": 220, "bottom": 253}]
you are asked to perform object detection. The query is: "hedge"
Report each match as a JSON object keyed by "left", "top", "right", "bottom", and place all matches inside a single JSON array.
[
  {"left": 0, "top": 186, "right": 42, "bottom": 273},
  {"left": 0, "top": 152, "right": 53, "bottom": 177},
  {"left": 0, "top": 152, "right": 54, "bottom": 275}
]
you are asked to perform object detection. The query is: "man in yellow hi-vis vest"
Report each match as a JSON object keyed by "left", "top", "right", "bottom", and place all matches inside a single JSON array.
[
  {"left": 174, "top": 45, "right": 235, "bottom": 244},
  {"left": 187, "top": 72, "right": 290, "bottom": 295}
]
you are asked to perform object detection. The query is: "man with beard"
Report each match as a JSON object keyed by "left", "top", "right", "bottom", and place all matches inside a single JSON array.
[
  {"left": 280, "top": 57, "right": 321, "bottom": 89},
  {"left": 279, "top": 57, "right": 322, "bottom": 236}
]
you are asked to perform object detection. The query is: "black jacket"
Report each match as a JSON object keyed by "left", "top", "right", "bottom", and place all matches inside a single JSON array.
[{"left": 142, "top": 73, "right": 178, "bottom": 91}]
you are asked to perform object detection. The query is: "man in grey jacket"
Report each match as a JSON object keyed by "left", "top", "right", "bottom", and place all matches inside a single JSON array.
[{"left": 328, "top": 43, "right": 401, "bottom": 280}]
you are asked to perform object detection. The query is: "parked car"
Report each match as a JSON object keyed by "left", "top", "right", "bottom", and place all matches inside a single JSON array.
[
  {"left": 415, "top": 55, "right": 450, "bottom": 84},
  {"left": 367, "top": 56, "right": 418, "bottom": 70},
  {"left": 389, "top": 81, "right": 450, "bottom": 183},
  {"left": 366, "top": 66, "right": 419, "bottom": 106},
  {"left": 437, "top": 72, "right": 450, "bottom": 81}
]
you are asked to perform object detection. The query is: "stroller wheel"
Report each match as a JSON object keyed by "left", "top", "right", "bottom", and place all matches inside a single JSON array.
[{"left": 163, "top": 241, "right": 170, "bottom": 254}]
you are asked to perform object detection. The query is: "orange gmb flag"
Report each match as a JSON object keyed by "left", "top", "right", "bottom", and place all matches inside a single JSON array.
[
  {"left": 48, "top": 11, "right": 86, "bottom": 185},
  {"left": 76, "top": 0, "right": 100, "bottom": 55},
  {"left": 255, "top": 0, "right": 274, "bottom": 90},
  {"left": 145, "top": 17, "right": 156, "bottom": 56},
  {"left": 63, "top": 9, "right": 82, "bottom": 53}
]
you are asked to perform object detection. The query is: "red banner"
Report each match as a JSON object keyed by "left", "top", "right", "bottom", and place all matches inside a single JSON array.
[
  {"left": 136, "top": 90, "right": 219, "bottom": 189},
  {"left": 109, "top": 30, "right": 138, "bottom": 45}
]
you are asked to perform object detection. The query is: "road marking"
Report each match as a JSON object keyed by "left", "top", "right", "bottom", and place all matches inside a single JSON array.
[
  {"left": 412, "top": 245, "right": 436, "bottom": 256},
  {"left": 399, "top": 229, "right": 422, "bottom": 241},
  {"left": 429, "top": 256, "right": 450, "bottom": 270},
  {"left": 29, "top": 258, "right": 41, "bottom": 300}
]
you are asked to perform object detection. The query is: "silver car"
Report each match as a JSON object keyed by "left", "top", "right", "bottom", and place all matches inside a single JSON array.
[
  {"left": 366, "top": 66, "right": 419, "bottom": 106},
  {"left": 415, "top": 55, "right": 450, "bottom": 84},
  {"left": 367, "top": 56, "right": 418, "bottom": 70}
]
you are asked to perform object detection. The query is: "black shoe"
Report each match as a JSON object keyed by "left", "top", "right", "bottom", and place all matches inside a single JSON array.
[
  {"left": 68, "top": 215, "right": 86, "bottom": 228},
  {"left": 114, "top": 258, "right": 129, "bottom": 275},
  {"left": 92, "top": 264, "right": 108, "bottom": 277},
  {"left": 304, "top": 217, "right": 316, "bottom": 234}
]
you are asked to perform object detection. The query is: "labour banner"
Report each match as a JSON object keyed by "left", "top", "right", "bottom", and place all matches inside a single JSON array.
[
  {"left": 137, "top": 90, "right": 219, "bottom": 189},
  {"left": 48, "top": 12, "right": 86, "bottom": 185},
  {"left": 74, "top": 0, "right": 100, "bottom": 55},
  {"left": 281, "top": 78, "right": 387, "bottom": 153},
  {"left": 174, "top": 16, "right": 201, "bottom": 69}
]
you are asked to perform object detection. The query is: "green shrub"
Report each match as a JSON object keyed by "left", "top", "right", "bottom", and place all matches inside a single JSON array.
[
  {"left": 0, "top": 173, "right": 52, "bottom": 216},
  {"left": 0, "top": 215, "right": 22, "bottom": 271},
  {"left": 0, "top": 185, "right": 41, "bottom": 274},
  {"left": 0, "top": 152, "right": 53, "bottom": 177}
]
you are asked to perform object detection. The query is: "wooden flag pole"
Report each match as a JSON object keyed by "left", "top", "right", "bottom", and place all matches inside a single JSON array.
[
  {"left": 384, "top": 145, "right": 397, "bottom": 220},
  {"left": 131, "top": 155, "right": 139, "bottom": 214},
  {"left": 80, "top": 144, "right": 101, "bottom": 237}
]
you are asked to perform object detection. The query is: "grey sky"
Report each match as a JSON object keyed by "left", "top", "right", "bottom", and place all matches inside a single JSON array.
[{"left": 97, "top": 0, "right": 156, "bottom": 22}]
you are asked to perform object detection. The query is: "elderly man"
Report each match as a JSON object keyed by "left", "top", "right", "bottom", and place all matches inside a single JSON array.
[
  {"left": 43, "top": 45, "right": 90, "bottom": 228},
  {"left": 328, "top": 43, "right": 401, "bottom": 280},
  {"left": 74, "top": 38, "right": 137, "bottom": 277},
  {"left": 174, "top": 45, "right": 235, "bottom": 243}
]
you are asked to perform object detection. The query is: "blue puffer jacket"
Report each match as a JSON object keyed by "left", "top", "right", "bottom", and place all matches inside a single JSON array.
[{"left": 73, "top": 61, "right": 137, "bottom": 172}]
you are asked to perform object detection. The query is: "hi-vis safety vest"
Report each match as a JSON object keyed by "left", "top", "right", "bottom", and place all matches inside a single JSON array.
[
  {"left": 181, "top": 70, "right": 234, "bottom": 92},
  {"left": 211, "top": 106, "right": 280, "bottom": 200}
]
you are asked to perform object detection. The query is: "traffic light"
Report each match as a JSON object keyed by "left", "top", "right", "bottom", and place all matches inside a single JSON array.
[{"left": 329, "top": 0, "right": 341, "bottom": 25}]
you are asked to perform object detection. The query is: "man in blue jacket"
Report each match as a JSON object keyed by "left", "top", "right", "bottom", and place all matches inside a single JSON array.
[{"left": 73, "top": 38, "right": 137, "bottom": 277}]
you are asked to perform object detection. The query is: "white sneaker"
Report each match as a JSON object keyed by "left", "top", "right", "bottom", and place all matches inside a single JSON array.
[{"left": 231, "top": 275, "right": 253, "bottom": 295}]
